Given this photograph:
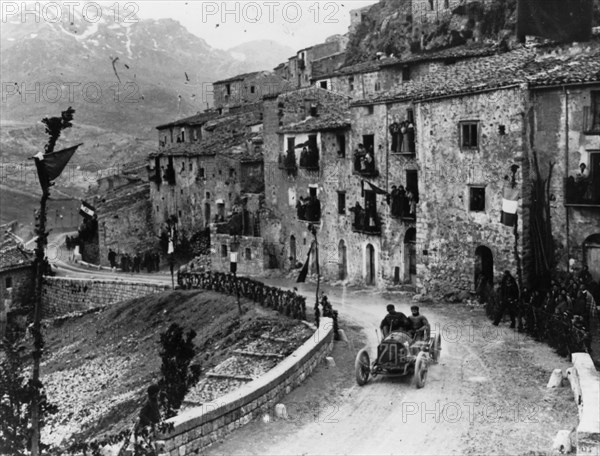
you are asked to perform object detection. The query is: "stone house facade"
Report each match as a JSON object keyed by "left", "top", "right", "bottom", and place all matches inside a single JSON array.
[
  {"left": 213, "top": 72, "right": 289, "bottom": 111},
  {"left": 150, "top": 108, "right": 265, "bottom": 265},
  {"left": 0, "top": 241, "right": 34, "bottom": 338},
  {"left": 530, "top": 83, "right": 600, "bottom": 281}
]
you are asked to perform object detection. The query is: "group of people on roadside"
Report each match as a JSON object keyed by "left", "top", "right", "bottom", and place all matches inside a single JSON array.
[
  {"left": 107, "top": 248, "right": 161, "bottom": 273},
  {"left": 478, "top": 267, "right": 599, "bottom": 356}
]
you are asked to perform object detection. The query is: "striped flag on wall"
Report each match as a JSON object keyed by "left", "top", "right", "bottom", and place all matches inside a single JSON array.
[
  {"left": 79, "top": 200, "right": 96, "bottom": 218},
  {"left": 500, "top": 183, "right": 519, "bottom": 226}
]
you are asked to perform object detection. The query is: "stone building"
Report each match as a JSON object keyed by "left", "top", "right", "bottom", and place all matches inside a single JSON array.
[
  {"left": 262, "top": 87, "right": 352, "bottom": 275},
  {"left": 212, "top": 72, "right": 289, "bottom": 111},
  {"left": 352, "top": 37, "right": 600, "bottom": 293},
  {"left": 150, "top": 106, "right": 265, "bottom": 272},
  {"left": 0, "top": 239, "right": 34, "bottom": 338},
  {"left": 95, "top": 162, "right": 154, "bottom": 268}
]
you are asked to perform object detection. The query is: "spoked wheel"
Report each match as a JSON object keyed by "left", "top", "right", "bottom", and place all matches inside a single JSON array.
[
  {"left": 414, "top": 351, "right": 428, "bottom": 389},
  {"left": 355, "top": 348, "right": 371, "bottom": 386},
  {"left": 431, "top": 334, "right": 442, "bottom": 364}
]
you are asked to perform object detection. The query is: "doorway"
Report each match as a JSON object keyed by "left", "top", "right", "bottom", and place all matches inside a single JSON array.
[
  {"left": 404, "top": 228, "right": 416, "bottom": 284},
  {"left": 338, "top": 240, "right": 347, "bottom": 280},
  {"left": 204, "top": 203, "right": 211, "bottom": 227},
  {"left": 290, "top": 235, "right": 297, "bottom": 265},
  {"left": 584, "top": 234, "right": 600, "bottom": 282},
  {"left": 474, "top": 245, "right": 494, "bottom": 289},
  {"left": 365, "top": 243, "right": 376, "bottom": 286}
]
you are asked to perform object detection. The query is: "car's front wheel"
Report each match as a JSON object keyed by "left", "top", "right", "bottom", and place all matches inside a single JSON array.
[
  {"left": 414, "top": 351, "right": 428, "bottom": 388},
  {"left": 355, "top": 348, "right": 371, "bottom": 386}
]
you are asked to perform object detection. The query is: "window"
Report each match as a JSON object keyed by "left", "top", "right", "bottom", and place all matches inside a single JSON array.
[
  {"left": 199, "top": 167, "right": 205, "bottom": 179},
  {"left": 338, "top": 191, "right": 346, "bottom": 214},
  {"left": 366, "top": 106, "right": 374, "bottom": 115},
  {"left": 226, "top": 84, "right": 231, "bottom": 96},
  {"left": 229, "top": 168, "right": 235, "bottom": 178},
  {"left": 375, "top": 81, "right": 381, "bottom": 91},
  {"left": 221, "top": 244, "right": 228, "bottom": 257},
  {"left": 250, "top": 85, "right": 255, "bottom": 94},
  {"left": 429, "top": 0, "right": 434, "bottom": 10},
  {"left": 310, "top": 104, "right": 318, "bottom": 117},
  {"left": 180, "top": 130, "right": 185, "bottom": 142},
  {"left": 193, "top": 129, "right": 198, "bottom": 141},
  {"left": 156, "top": 205, "right": 159, "bottom": 212},
  {"left": 584, "top": 92, "right": 600, "bottom": 134},
  {"left": 189, "top": 162, "right": 193, "bottom": 171},
  {"left": 499, "top": 125, "right": 506, "bottom": 135},
  {"left": 349, "top": 76, "right": 354, "bottom": 91},
  {"left": 5, "top": 277, "right": 13, "bottom": 289},
  {"left": 206, "top": 191, "right": 210, "bottom": 199},
  {"left": 363, "top": 134, "right": 375, "bottom": 153},
  {"left": 444, "top": 0, "right": 449, "bottom": 8},
  {"left": 178, "top": 210, "right": 182, "bottom": 218},
  {"left": 245, "top": 248, "right": 252, "bottom": 260},
  {"left": 460, "top": 121, "right": 479, "bottom": 149},
  {"left": 320, "top": 81, "right": 328, "bottom": 89},
  {"left": 337, "top": 134, "right": 346, "bottom": 158},
  {"left": 469, "top": 187, "right": 486, "bottom": 212}
]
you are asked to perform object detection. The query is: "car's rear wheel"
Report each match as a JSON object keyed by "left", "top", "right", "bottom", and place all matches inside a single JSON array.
[
  {"left": 431, "top": 334, "right": 441, "bottom": 364},
  {"left": 355, "top": 348, "right": 371, "bottom": 386},
  {"left": 414, "top": 352, "right": 428, "bottom": 388}
]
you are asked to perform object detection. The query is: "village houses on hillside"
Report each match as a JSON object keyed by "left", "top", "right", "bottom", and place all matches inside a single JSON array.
[{"left": 86, "top": 4, "right": 600, "bottom": 296}]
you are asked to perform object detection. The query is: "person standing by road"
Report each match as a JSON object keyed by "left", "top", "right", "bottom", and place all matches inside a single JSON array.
[{"left": 494, "top": 270, "right": 519, "bottom": 328}]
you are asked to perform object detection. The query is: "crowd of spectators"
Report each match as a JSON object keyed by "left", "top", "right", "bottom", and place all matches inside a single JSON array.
[
  {"left": 566, "top": 163, "right": 597, "bottom": 204},
  {"left": 297, "top": 195, "right": 321, "bottom": 222},
  {"left": 107, "top": 248, "right": 161, "bottom": 273},
  {"left": 353, "top": 144, "right": 375, "bottom": 175},
  {"left": 389, "top": 185, "right": 418, "bottom": 219},
  {"left": 349, "top": 201, "right": 381, "bottom": 233},
  {"left": 480, "top": 266, "right": 600, "bottom": 357}
]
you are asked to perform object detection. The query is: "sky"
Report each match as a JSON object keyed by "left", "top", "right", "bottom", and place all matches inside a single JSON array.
[{"left": 137, "top": 1, "right": 379, "bottom": 50}]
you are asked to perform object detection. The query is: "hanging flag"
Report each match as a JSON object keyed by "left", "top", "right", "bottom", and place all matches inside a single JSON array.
[
  {"left": 32, "top": 144, "right": 82, "bottom": 191},
  {"left": 501, "top": 182, "right": 519, "bottom": 226},
  {"left": 296, "top": 241, "right": 314, "bottom": 283},
  {"left": 79, "top": 201, "right": 96, "bottom": 218},
  {"left": 517, "top": 0, "right": 593, "bottom": 43},
  {"left": 365, "top": 181, "right": 389, "bottom": 196}
]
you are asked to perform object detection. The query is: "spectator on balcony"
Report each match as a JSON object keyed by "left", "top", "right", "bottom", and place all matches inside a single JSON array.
[
  {"left": 576, "top": 163, "right": 592, "bottom": 201},
  {"left": 390, "top": 185, "right": 407, "bottom": 218},
  {"left": 296, "top": 197, "right": 307, "bottom": 220},
  {"left": 354, "top": 144, "right": 366, "bottom": 172},
  {"left": 361, "top": 150, "right": 374, "bottom": 174},
  {"left": 349, "top": 202, "right": 364, "bottom": 229},
  {"left": 299, "top": 146, "right": 309, "bottom": 168},
  {"left": 407, "top": 187, "right": 418, "bottom": 216},
  {"left": 308, "top": 145, "right": 319, "bottom": 169}
]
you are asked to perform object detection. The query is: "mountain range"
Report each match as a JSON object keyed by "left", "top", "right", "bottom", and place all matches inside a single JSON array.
[{"left": 0, "top": 4, "right": 293, "bottom": 219}]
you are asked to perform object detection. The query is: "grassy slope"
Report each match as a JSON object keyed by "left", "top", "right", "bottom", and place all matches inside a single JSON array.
[{"left": 40, "top": 290, "right": 308, "bottom": 448}]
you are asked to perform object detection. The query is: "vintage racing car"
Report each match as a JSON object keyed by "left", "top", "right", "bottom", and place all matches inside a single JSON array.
[{"left": 354, "top": 330, "right": 441, "bottom": 388}]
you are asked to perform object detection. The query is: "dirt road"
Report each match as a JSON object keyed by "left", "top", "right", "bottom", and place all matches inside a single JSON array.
[{"left": 205, "top": 282, "right": 578, "bottom": 455}]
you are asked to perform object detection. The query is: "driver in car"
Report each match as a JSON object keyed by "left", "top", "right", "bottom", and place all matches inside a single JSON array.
[
  {"left": 380, "top": 304, "right": 409, "bottom": 337},
  {"left": 408, "top": 305, "right": 430, "bottom": 340}
]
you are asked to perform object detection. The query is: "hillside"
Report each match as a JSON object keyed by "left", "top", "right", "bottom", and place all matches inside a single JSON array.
[
  {"left": 345, "top": 0, "right": 600, "bottom": 64},
  {"left": 38, "top": 289, "right": 311, "bottom": 451}
]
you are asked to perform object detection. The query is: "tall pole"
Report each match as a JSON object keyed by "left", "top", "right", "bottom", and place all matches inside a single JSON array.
[
  {"left": 311, "top": 224, "right": 321, "bottom": 327},
  {"left": 31, "top": 187, "right": 49, "bottom": 456}
]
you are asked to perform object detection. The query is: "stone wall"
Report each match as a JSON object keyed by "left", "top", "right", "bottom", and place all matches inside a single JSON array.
[
  {"left": 41, "top": 277, "right": 169, "bottom": 318},
  {"left": 530, "top": 86, "right": 600, "bottom": 278},
  {"left": 210, "top": 234, "right": 265, "bottom": 275},
  {"left": 417, "top": 87, "right": 528, "bottom": 294},
  {"left": 156, "top": 318, "right": 334, "bottom": 456}
]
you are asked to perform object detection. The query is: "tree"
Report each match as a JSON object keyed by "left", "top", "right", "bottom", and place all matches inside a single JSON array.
[{"left": 157, "top": 324, "right": 201, "bottom": 418}]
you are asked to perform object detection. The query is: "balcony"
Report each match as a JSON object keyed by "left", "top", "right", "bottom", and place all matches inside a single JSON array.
[
  {"left": 297, "top": 197, "right": 321, "bottom": 222},
  {"left": 389, "top": 191, "right": 418, "bottom": 221},
  {"left": 565, "top": 177, "right": 600, "bottom": 207},
  {"left": 298, "top": 147, "right": 319, "bottom": 171},
  {"left": 390, "top": 121, "right": 416, "bottom": 155},
  {"left": 353, "top": 153, "right": 378, "bottom": 177},
  {"left": 349, "top": 208, "right": 382, "bottom": 235},
  {"left": 282, "top": 150, "right": 297, "bottom": 176}
]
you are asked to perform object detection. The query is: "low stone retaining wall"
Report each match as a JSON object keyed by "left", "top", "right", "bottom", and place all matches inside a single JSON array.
[
  {"left": 42, "top": 277, "right": 170, "bottom": 318},
  {"left": 156, "top": 317, "right": 334, "bottom": 456},
  {"left": 569, "top": 353, "right": 600, "bottom": 455}
]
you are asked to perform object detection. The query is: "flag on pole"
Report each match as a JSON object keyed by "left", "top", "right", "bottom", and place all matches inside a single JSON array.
[
  {"left": 296, "top": 241, "right": 314, "bottom": 283},
  {"left": 365, "top": 181, "right": 389, "bottom": 195},
  {"left": 32, "top": 144, "right": 81, "bottom": 191},
  {"left": 79, "top": 200, "right": 96, "bottom": 218},
  {"left": 517, "top": 0, "right": 593, "bottom": 43},
  {"left": 501, "top": 182, "right": 519, "bottom": 226}
]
